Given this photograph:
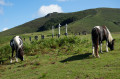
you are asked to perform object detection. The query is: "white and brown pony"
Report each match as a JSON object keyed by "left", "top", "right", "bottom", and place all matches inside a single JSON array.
[
  {"left": 10, "top": 36, "right": 24, "bottom": 63},
  {"left": 91, "top": 26, "right": 115, "bottom": 58}
]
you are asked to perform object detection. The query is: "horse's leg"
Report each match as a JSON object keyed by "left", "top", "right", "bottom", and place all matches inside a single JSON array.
[
  {"left": 92, "top": 38, "right": 95, "bottom": 56},
  {"left": 15, "top": 49, "right": 18, "bottom": 62},
  {"left": 95, "top": 39, "right": 100, "bottom": 58},
  {"left": 100, "top": 41, "right": 103, "bottom": 53},
  {"left": 106, "top": 41, "right": 109, "bottom": 52},
  {"left": 100, "top": 32, "right": 103, "bottom": 53},
  {"left": 95, "top": 45, "right": 100, "bottom": 58},
  {"left": 92, "top": 45, "right": 95, "bottom": 57},
  {"left": 10, "top": 48, "right": 14, "bottom": 63}
]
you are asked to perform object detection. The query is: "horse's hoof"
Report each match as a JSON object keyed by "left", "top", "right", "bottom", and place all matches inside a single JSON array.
[
  {"left": 97, "top": 55, "right": 100, "bottom": 58},
  {"left": 92, "top": 55, "right": 95, "bottom": 57},
  {"left": 10, "top": 60, "right": 12, "bottom": 63},
  {"left": 16, "top": 58, "right": 18, "bottom": 62},
  {"left": 100, "top": 52, "right": 103, "bottom": 53}
]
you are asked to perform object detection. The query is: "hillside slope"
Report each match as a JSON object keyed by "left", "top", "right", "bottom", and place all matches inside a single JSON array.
[
  {"left": 68, "top": 8, "right": 120, "bottom": 33},
  {"left": 0, "top": 8, "right": 120, "bottom": 36},
  {"left": 0, "top": 34, "right": 120, "bottom": 79}
]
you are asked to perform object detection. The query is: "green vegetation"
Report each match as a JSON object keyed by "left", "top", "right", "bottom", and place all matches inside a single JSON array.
[
  {"left": 0, "top": 8, "right": 120, "bottom": 36},
  {"left": 0, "top": 33, "right": 120, "bottom": 79},
  {"left": 0, "top": 7, "right": 120, "bottom": 79}
]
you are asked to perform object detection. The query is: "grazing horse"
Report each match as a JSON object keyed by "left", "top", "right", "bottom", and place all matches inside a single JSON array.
[
  {"left": 10, "top": 36, "right": 24, "bottom": 63},
  {"left": 91, "top": 26, "right": 115, "bottom": 58}
]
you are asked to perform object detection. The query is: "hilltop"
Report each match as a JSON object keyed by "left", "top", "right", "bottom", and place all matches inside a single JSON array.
[{"left": 0, "top": 8, "right": 120, "bottom": 36}]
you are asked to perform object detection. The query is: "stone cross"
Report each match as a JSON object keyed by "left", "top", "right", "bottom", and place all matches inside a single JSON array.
[
  {"left": 58, "top": 23, "right": 61, "bottom": 38},
  {"left": 52, "top": 26, "right": 54, "bottom": 38},
  {"left": 65, "top": 24, "right": 68, "bottom": 36}
]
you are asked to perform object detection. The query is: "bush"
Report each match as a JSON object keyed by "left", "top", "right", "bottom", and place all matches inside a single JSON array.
[
  {"left": 0, "top": 45, "right": 11, "bottom": 63},
  {"left": 0, "top": 36, "right": 91, "bottom": 63}
]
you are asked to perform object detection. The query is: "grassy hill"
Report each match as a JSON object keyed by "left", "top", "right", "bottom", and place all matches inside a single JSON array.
[
  {"left": 0, "top": 8, "right": 120, "bottom": 36},
  {"left": 0, "top": 33, "right": 120, "bottom": 79}
]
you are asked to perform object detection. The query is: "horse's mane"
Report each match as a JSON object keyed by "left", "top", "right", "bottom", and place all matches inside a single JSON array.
[{"left": 104, "top": 26, "right": 113, "bottom": 43}]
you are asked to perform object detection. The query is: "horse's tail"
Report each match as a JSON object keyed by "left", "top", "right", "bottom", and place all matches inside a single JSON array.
[{"left": 91, "top": 28, "right": 99, "bottom": 45}]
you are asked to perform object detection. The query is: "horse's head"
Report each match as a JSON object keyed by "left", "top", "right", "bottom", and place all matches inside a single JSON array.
[
  {"left": 18, "top": 48, "right": 24, "bottom": 61},
  {"left": 108, "top": 39, "right": 115, "bottom": 50}
]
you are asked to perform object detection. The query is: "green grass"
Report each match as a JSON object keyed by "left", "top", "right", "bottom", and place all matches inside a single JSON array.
[{"left": 0, "top": 33, "right": 120, "bottom": 79}]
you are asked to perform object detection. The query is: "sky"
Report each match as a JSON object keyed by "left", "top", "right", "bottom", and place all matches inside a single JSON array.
[{"left": 0, "top": 0, "right": 120, "bottom": 32}]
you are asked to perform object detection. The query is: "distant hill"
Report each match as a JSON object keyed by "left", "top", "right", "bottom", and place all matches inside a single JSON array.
[{"left": 0, "top": 8, "right": 120, "bottom": 36}]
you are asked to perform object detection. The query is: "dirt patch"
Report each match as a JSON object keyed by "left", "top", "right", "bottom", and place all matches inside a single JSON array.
[
  {"left": 31, "top": 67, "right": 37, "bottom": 70},
  {"left": 75, "top": 76, "right": 80, "bottom": 79},
  {"left": 50, "top": 62, "right": 56, "bottom": 64},
  {"left": 17, "top": 64, "right": 27, "bottom": 67},
  {"left": 104, "top": 65, "right": 110, "bottom": 67},
  {"left": 94, "top": 77, "right": 104, "bottom": 79}
]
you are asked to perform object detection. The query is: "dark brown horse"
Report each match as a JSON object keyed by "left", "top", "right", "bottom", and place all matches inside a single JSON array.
[
  {"left": 10, "top": 36, "right": 24, "bottom": 63},
  {"left": 91, "top": 26, "right": 115, "bottom": 58}
]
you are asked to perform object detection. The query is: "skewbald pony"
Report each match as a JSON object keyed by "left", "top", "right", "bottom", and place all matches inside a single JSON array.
[{"left": 91, "top": 26, "right": 115, "bottom": 58}]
